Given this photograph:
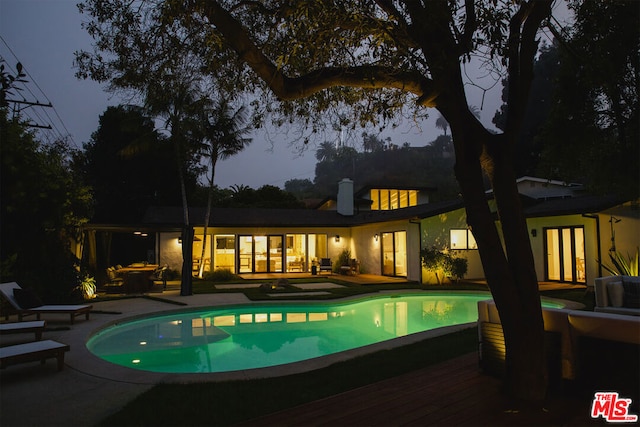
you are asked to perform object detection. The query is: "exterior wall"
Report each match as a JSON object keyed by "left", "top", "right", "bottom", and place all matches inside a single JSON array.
[
  {"left": 349, "top": 223, "right": 381, "bottom": 275},
  {"left": 350, "top": 219, "right": 421, "bottom": 281},
  {"left": 158, "top": 231, "right": 183, "bottom": 272},
  {"left": 158, "top": 227, "right": 352, "bottom": 274},
  {"left": 419, "top": 208, "right": 484, "bottom": 283},
  {"left": 153, "top": 200, "right": 639, "bottom": 284},
  {"left": 598, "top": 201, "right": 640, "bottom": 273},
  {"left": 516, "top": 177, "right": 581, "bottom": 199},
  {"left": 525, "top": 214, "right": 599, "bottom": 284}
]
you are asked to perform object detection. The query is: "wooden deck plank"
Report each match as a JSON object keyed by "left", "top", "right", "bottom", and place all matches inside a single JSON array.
[{"left": 236, "top": 352, "right": 598, "bottom": 427}]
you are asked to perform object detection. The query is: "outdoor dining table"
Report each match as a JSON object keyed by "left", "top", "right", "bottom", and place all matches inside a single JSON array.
[{"left": 117, "top": 264, "right": 158, "bottom": 293}]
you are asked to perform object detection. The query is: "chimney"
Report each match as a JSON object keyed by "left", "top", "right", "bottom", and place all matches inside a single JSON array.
[{"left": 337, "top": 178, "right": 354, "bottom": 216}]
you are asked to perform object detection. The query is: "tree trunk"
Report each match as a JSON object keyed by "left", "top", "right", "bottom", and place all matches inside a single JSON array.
[
  {"left": 181, "top": 225, "right": 194, "bottom": 295},
  {"left": 449, "top": 111, "right": 547, "bottom": 403},
  {"left": 198, "top": 155, "right": 218, "bottom": 278},
  {"left": 175, "top": 137, "right": 193, "bottom": 296}
]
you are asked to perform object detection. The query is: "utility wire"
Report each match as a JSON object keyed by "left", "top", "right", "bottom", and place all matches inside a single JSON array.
[{"left": 1, "top": 35, "right": 79, "bottom": 149}]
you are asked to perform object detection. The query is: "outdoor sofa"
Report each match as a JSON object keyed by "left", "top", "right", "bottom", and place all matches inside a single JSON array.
[
  {"left": 477, "top": 299, "right": 640, "bottom": 382},
  {"left": 594, "top": 275, "right": 640, "bottom": 316}
]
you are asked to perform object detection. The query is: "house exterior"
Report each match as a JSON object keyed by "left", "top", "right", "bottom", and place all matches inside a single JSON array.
[{"left": 127, "top": 176, "right": 637, "bottom": 286}]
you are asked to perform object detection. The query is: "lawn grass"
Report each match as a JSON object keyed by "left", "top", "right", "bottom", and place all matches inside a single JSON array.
[{"left": 100, "top": 327, "right": 478, "bottom": 427}]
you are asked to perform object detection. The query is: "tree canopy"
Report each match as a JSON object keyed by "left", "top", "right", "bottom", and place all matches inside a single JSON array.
[
  {"left": 80, "top": 105, "right": 193, "bottom": 223},
  {"left": 537, "top": 1, "right": 639, "bottom": 198},
  {"left": 1, "top": 108, "right": 92, "bottom": 300},
  {"left": 77, "top": 0, "right": 574, "bottom": 403}
]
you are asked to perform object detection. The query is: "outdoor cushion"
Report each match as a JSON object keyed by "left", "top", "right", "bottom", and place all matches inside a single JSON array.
[
  {"left": 13, "top": 288, "right": 43, "bottom": 309},
  {"left": 622, "top": 278, "right": 640, "bottom": 308},
  {"left": 607, "top": 281, "right": 624, "bottom": 307}
]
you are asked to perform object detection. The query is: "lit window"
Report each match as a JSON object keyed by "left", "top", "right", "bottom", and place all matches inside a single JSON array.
[
  {"left": 450, "top": 229, "right": 477, "bottom": 250},
  {"left": 370, "top": 190, "right": 380, "bottom": 210},
  {"left": 380, "top": 190, "right": 389, "bottom": 210},
  {"left": 370, "top": 189, "right": 419, "bottom": 210},
  {"left": 399, "top": 191, "right": 408, "bottom": 208}
]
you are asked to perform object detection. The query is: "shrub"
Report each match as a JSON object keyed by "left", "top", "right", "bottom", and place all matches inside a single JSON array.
[
  {"left": 203, "top": 268, "right": 238, "bottom": 282},
  {"left": 421, "top": 247, "right": 468, "bottom": 284},
  {"left": 599, "top": 248, "right": 639, "bottom": 276},
  {"left": 335, "top": 249, "right": 351, "bottom": 274}
]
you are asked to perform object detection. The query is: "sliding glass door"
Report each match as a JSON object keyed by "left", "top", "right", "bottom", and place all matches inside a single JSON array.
[{"left": 237, "top": 235, "right": 283, "bottom": 273}]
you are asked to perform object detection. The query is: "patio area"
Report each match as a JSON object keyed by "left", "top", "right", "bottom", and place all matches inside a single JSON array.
[
  {"left": 237, "top": 352, "right": 600, "bottom": 426},
  {"left": 0, "top": 283, "right": 600, "bottom": 426}
]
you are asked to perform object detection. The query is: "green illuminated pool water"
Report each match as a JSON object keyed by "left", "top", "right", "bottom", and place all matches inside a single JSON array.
[{"left": 87, "top": 292, "right": 563, "bottom": 373}]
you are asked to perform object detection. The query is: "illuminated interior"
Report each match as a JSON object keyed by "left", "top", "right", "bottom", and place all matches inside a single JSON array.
[
  {"left": 449, "top": 229, "right": 477, "bottom": 250},
  {"left": 545, "top": 226, "right": 585, "bottom": 283},
  {"left": 209, "top": 233, "right": 328, "bottom": 274},
  {"left": 370, "top": 189, "right": 418, "bottom": 210},
  {"left": 381, "top": 230, "right": 407, "bottom": 276}
]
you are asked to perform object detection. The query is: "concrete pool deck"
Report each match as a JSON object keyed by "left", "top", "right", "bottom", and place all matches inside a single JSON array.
[
  {"left": 0, "top": 289, "right": 483, "bottom": 426},
  {"left": 0, "top": 287, "right": 587, "bottom": 426}
]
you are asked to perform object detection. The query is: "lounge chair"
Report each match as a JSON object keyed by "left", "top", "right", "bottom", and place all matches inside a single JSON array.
[
  {"left": 0, "top": 320, "right": 46, "bottom": 341},
  {"left": 0, "top": 339, "right": 70, "bottom": 371},
  {"left": 0, "top": 282, "right": 92, "bottom": 324}
]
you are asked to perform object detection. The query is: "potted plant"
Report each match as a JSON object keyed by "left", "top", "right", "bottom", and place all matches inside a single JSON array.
[{"left": 76, "top": 275, "right": 97, "bottom": 300}]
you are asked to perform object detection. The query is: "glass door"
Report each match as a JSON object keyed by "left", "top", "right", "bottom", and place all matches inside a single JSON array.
[
  {"left": 213, "top": 235, "right": 235, "bottom": 272},
  {"left": 254, "top": 236, "right": 268, "bottom": 273},
  {"left": 269, "top": 235, "right": 283, "bottom": 272},
  {"left": 237, "top": 234, "right": 283, "bottom": 273},
  {"left": 545, "top": 227, "right": 586, "bottom": 283},
  {"left": 381, "top": 231, "right": 407, "bottom": 277},
  {"left": 238, "top": 235, "right": 253, "bottom": 273},
  {"left": 286, "top": 234, "right": 307, "bottom": 272}
]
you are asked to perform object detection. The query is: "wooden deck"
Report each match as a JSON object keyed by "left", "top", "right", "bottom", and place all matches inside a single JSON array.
[{"left": 236, "top": 352, "right": 600, "bottom": 426}]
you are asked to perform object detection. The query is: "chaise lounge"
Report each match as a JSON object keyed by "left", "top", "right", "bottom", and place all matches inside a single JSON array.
[
  {"left": 0, "top": 282, "right": 92, "bottom": 324},
  {"left": 0, "top": 320, "right": 46, "bottom": 341},
  {"left": 0, "top": 340, "right": 70, "bottom": 371}
]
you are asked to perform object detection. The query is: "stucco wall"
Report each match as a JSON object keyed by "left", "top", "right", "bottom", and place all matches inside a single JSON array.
[
  {"left": 419, "top": 208, "right": 484, "bottom": 283},
  {"left": 158, "top": 231, "right": 183, "bottom": 272},
  {"left": 526, "top": 214, "right": 599, "bottom": 284}
]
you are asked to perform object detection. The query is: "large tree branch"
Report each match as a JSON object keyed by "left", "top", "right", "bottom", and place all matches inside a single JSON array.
[
  {"left": 505, "top": 0, "right": 552, "bottom": 136},
  {"left": 200, "top": 0, "right": 437, "bottom": 105},
  {"left": 458, "top": 0, "right": 477, "bottom": 56}
]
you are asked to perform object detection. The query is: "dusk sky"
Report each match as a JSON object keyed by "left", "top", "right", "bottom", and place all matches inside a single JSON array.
[{"left": 1, "top": 0, "right": 568, "bottom": 190}]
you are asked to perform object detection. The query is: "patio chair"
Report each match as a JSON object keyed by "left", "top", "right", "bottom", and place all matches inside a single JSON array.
[
  {"left": 0, "top": 282, "right": 92, "bottom": 324},
  {"left": 152, "top": 265, "right": 169, "bottom": 289},
  {"left": 319, "top": 258, "right": 333, "bottom": 274},
  {"left": 349, "top": 259, "right": 360, "bottom": 275},
  {"left": 104, "top": 267, "right": 124, "bottom": 293}
]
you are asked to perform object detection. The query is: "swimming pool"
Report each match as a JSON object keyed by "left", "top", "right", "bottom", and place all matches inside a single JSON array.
[{"left": 87, "top": 292, "right": 564, "bottom": 374}]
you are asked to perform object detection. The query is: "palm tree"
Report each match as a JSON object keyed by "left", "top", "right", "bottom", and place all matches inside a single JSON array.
[
  {"left": 145, "top": 77, "right": 202, "bottom": 296},
  {"left": 468, "top": 105, "right": 481, "bottom": 120},
  {"left": 435, "top": 114, "right": 449, "bottom": 136},
  {"left": 196, "top": 99, "right": 252, "bottom": 278},
  {"left": 315, "top": 140, "right": 337, "bottom": 162}
]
